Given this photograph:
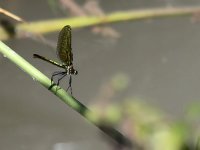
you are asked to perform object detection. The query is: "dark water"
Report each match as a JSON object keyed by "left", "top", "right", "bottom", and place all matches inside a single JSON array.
[{"left": 1, "top": 0, "right": 200, "bottom": 150}]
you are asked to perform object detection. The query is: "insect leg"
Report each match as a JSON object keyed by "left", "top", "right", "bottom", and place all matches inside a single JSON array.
[
  {"left": 54, "top": 73, "right": 68, "bottom": 91},
  {"left": 51, "top": 71, "right": 65, "bottom": 83},
  {"left": 66, "top": 75, "right": 73, "bottom": 95},
  {"left": 48, "top": 71, "right": 65, "bottom": 90},
  {"left": 56, "top": 73, "right": 67, "bottom": 87}
]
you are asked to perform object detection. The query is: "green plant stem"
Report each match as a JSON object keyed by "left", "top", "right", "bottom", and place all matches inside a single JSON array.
[
  {"left": 0, "top": 41, "right": 137, "bottom": 148},
  {"left": 1, "top": 6, "right": 200, "bottom": 40}
]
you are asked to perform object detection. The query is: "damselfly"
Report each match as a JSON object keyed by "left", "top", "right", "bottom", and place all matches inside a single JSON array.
[{"left": 33, "top": 25, "right": 78, "bottom": 95}]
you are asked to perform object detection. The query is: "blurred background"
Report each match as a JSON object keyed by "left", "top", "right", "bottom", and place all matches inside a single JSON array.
[{"left": 0, "top": 0, "right": 200, "bottom": 150}]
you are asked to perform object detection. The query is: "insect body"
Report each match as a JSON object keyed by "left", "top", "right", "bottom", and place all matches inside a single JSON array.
[{"left": 33, "top": 25, "right": 78, "bottom": 95}]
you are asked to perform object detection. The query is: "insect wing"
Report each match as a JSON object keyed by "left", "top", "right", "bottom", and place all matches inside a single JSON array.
[{"left": 57, "top": 25, "right": 73, "bottom": 66}]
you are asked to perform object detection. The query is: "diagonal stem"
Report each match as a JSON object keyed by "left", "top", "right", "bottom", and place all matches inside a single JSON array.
[{"left": 0, "top": 41, "right": 141, "bottom": 149}]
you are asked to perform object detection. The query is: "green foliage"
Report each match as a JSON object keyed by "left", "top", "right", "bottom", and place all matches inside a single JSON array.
[{"left": 186, "top": 102, "right": 200, "bottom": 120}]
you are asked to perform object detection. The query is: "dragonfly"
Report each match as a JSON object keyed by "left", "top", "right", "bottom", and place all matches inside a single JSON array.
[{"left": 33, "top": 25, "right": 78, "bottom": 95}]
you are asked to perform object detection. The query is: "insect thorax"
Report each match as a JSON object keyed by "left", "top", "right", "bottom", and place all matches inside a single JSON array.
[{"left": 65, "top": 65, "right": 78, "bottom": 75}]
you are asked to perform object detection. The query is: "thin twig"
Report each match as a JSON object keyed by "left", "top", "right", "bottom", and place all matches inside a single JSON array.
[
  {"left": 59, "top": 0, "right": 120, "bottom": 38},
  {"left": 0, "top": 7, "right": 25, "bottom": 22},
  {"left": 0, "top": 6, "right": 200, "bottom": 41},
  {"left": 0, "top": 7, "right": 56, "bottom": 49}
]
